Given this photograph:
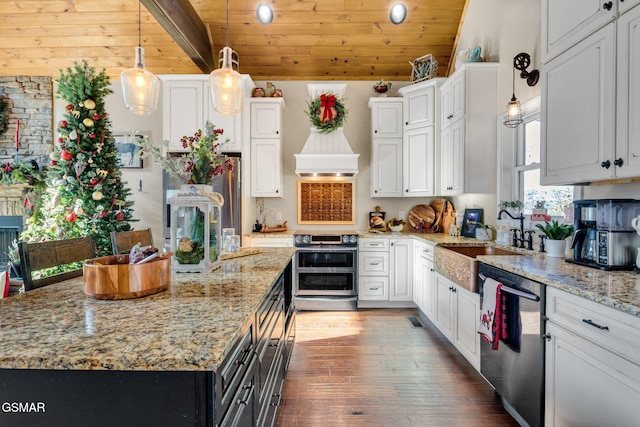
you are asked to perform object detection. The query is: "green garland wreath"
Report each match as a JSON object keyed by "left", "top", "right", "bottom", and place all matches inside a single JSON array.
[{"left": 305, "top": 93, "right": 348, "bottom": 134}]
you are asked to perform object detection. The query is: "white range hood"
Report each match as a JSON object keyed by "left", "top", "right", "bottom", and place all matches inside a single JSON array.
[{"left": 295, "top": 84, "right": 359, "bottom": 177}]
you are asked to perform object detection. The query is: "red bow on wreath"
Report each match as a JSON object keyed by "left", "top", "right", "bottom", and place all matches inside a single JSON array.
[{"left": 320, "top": 94, "right": 336, "bottom": 122}]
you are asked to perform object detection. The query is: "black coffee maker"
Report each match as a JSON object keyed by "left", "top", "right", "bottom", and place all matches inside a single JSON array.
[{"left": 569, "top": 199, "right": 598, "bottom": 267}]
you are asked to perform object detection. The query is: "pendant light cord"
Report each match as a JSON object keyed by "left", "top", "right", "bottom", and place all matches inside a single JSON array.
[
  {"left": 137, "top": 0, "right": 142, "bottom": 47},
  {"left": 225, "top": 0, "right": 230, "bottom": 47}
]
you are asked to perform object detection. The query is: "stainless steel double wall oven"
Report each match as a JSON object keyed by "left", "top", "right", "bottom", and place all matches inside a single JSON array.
[{"left": 293, "top": 232, "right": 358, "bottom": 311}]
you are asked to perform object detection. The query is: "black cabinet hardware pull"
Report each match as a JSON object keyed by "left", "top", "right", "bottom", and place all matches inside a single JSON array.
[
  {"left": 601, "top": 160, "right": 611, "bottom": 169},
  {"left": 614, "top": 157, "right": 624, "bottom": 167},
  {"left": 582, "top": 318, "right": 609, "bottom": 330},
  {"left": 542, "top": 333, "right": 552, "bottom": 341},
  {"left": 603, "top": 1, "right": 613, "bottom": 10}
]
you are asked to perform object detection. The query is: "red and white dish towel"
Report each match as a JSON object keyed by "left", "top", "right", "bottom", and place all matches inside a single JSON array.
[{"left": 478, "top": 277, "right": 505, "bottom": 350}]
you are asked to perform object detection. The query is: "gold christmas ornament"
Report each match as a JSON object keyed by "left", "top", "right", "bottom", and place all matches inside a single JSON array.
[
  {"left": 84, "top": 99, "right": 96, "bottom": 110},
  {"left": 83, "top": 118, "right": 94, "bottom": 127},
  {"left": 92, "top": 190, "right": 104, "bottom": 201}
]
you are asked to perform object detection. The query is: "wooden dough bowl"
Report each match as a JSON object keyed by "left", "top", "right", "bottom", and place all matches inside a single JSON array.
[{"left": 83, "top": 254, "right": 171, "bottom": 300}]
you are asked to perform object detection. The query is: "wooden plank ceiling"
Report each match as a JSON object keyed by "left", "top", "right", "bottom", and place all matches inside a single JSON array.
[{"left": 0, "top": 0, "right": 467, "bottom": 80}]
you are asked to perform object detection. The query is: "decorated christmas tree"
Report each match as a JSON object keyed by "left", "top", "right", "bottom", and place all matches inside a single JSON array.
[{"left": 21, "top": 61, "right": 134, "bottom": 256}]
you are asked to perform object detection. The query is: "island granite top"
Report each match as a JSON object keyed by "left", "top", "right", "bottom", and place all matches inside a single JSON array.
[{"left": 0, "top": 248, "right": 296, "bottom": 372}]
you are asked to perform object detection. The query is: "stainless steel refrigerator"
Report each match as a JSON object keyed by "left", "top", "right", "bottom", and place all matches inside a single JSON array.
[{"left": 163, "top": 156, "right": 241, "bottom": 245}]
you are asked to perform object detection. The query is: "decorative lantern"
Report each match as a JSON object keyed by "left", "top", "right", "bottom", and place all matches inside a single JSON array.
[{"left": 168, "top": 186, "right": 222, "bottom": 273}]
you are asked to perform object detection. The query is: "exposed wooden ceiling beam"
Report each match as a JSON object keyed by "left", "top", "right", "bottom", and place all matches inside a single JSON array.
[{"left": 141, "top": 0, "right": 214, "bottom": 73}]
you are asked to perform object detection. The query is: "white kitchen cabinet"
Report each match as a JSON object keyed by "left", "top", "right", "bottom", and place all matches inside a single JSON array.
[
  {"left": 358, "top": 237, "right": 415, "bottom": 307},
  {"left": 371, "top": 138, "right": 402, "bottom": 197},
  {"left": 440, "top": 73, "right": 464, "bottom": 129},
  {"left": 389, "top": 239, "right": 413, "bottom": 301},
  {"left": 545, "top": 287, "right": 640, "bottom": 426},
  {"left": 399, "top": 82, "right": 438, "bottom": 129},
  {"left": 162, "top": 79, "right": 205, "bottom": 152},
  {"left": 433, "top": 272, "right": 481, "bottom": 370},
  {"left": 541, "top": 0, "right": 616, "bottom": 63},
  {"left": 541, "top": 24, "right": 616, "bottom": 185},
  {"left": 161, "top": 75, "right": 249, "bottom": 153},
  {"left": 615, "top": 3, "right": 640, "bottom": 178},
  {"left": 439, "top": 119, "right": 464, "bottom": 195},
  {"left": 542, "top": 1, "right": 640, "bottom": 184},
  {"left": 413, "top": 240, "right": 434, "bottom": 319},
  {"left": 369, "top": 98, "right": 403, "bottom": 197},
  {"left": 250, "top": 99, "right": 285, "bottom": 197},
  {"left": 369, "top": 98, "right": 403, "bottom": 138},
  {"left": 403, "top": 126, "right": 435, "bottom": 197},
  {"left": 359, "top": 238, "right": 391, "bottom": 301},
  {"left": 246, "top": 236, "right": 293, "bottom": 247},
  {"left": 438, "top": 63, "right": 497, "bottom": 195},
  {"left": 251, "top": 100, "right": 283, "bottom": 138},
  {"left": 370, "top": 79, "right": 441, "bottom": 198}
]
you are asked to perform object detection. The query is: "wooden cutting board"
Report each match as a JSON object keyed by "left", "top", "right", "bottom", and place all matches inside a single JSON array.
[{"left": 408, "top": 204, "right": 435, "bottom": 230}]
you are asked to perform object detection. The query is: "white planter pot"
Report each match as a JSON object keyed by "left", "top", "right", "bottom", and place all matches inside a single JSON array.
[{"left": 546, "top": 239, "right": 567, "bottom": 258}]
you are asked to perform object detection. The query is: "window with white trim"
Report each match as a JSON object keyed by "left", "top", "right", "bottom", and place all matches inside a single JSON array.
[{"left": 499, "top": 96, "right": 573, "bottom": 219}]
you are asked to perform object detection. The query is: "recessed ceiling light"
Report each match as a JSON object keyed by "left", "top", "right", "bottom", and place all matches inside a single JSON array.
[
  {"left": 389, "top": 3, "right": 407, "bottom": 25},
  {"left": 256, "top": 4, "right": 273, "bottom": 24}
]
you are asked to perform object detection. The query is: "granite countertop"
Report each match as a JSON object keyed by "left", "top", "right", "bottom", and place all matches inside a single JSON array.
[
  {"left": 0, "top": 248, "right": 296, "bottom": 372},
  {"left": 362, "top": 230, "right": 640, "bottom": 318},
  {"left": 478, "top": 253, "right": 640, "bottom": 318}
]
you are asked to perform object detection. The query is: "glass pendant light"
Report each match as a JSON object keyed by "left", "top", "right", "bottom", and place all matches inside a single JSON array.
[
  {"left": 210, "top": 0, "right": 243, "bottom": 116},
  {"left": 120, "top": 1, "right": 160, "bottom": 115}
]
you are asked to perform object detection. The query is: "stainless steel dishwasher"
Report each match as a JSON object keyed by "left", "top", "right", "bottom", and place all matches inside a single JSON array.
[{"left": 477, "top": 263, "right": 545, "bottom": 427}]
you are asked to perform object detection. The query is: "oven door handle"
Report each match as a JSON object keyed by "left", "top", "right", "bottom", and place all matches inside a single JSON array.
[
  {"left": 479, "top": 273, "right": 540, "bottom": 301},
  {"left": 296, "top": 246, "right": 357, "bottom": 252}
]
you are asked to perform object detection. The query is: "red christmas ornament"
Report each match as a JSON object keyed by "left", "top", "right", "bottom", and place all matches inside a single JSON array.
[
  {"left": 90, "top": 178, "right": 98, "bottom": 185},
  {"left": 89, "top": 133, "right": 96, "bottom": 139},
  {"left": 98, "top": 211, "right": 108, "bottom": 218},
  {"left": 92, "top": 114, "right": 100, "bottom": 121},
  {"left": 65, "top": 212, "right": 78, "bottom": 222},
  {"left": 65, "top": 104, "right": 74, "bottom": 113},
  {"left": 50, "top": 160, "right": 58, "bottom": 166},
  {"left": 60, "top": 120, "right": 68, "bottom": 128},
  {"left": 60, "top": 149, "right": 73, "bottom": 161},
  {"left": 115, "top": 211, "right": 125, "bottom": 221},
  {"left": 57, "top": 137, "right": 63, "bottom": 143}
]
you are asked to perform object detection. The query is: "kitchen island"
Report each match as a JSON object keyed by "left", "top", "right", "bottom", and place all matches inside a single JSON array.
[{"left": 0, "top": 247, "right": 296, "bottom": 427}]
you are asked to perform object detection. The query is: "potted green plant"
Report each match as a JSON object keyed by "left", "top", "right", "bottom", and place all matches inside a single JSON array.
[
  {"left": 498, "top": 200, "right": 524, "bottom": 215},
  {"left": 535, "top": 220, "right": 574, "bottom": 257},
  {"left": 6, "top": 239, "right": 21, "bottom": 278}
]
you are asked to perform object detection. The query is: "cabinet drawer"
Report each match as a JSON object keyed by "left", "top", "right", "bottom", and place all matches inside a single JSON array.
[
  {"left": 358, "top": 252, "right": 389, "bottom": 275},
  {"left": 358, "top": 276, "right": 389, "bottom": 300},
  {"left": 219, "top": 321, "right": 255, "bottom": 409},
  {"left": 359, "top": 238, "right": 389, "bottom": 251},
  {"left": 547, "top": 287, "right": 640, "bottom": 362}
]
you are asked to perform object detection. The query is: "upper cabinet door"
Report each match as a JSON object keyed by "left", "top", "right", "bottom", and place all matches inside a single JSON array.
[
  {"left": 163, "top": 81, "right": 205, "bottom": 152},
  {"left": 371, "top": 138, "right": 402, "bottom": 198},
  {"left": 541, "top": 24, "right": 616, "bottom": 184},
  {"left": 440, "top": 73, "right": 464, "bottom": 128},
  {"left": 542, "top": 0, "right": 616, "bottom": 63},
  {"left": 615, "top": 3, "right": 640, "bottom": 178},
  {"left": 206, "top": 89, "right": 242, "bottom": 152},
  {"left": 369, "top": 99, "right": 403, "bottom": 138},
  {"left": 620, "top": 0, "right": 640, "bottom": 15},
  {"left": 403, "top": 126, "right": 435, "bottom": 197},
  {"left": 251, "top": 102, "right": 282, "bottom": 138},
  {"left": 403, "top": 85, "right": 435, "bottom": 128}
]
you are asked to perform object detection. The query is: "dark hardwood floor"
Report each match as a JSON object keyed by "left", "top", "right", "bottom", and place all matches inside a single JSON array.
[{"left": 276, "top": 308, "right": 519, "bottom": 427}]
